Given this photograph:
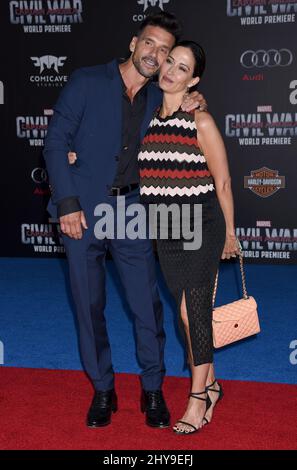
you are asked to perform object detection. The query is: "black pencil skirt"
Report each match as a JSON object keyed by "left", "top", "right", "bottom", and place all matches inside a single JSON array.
[{"left": 156, "top": 196, "right": 226, "bottom": 366}]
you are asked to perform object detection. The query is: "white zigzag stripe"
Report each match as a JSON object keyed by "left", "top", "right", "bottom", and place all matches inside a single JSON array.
[
  {"left": 140, "top": 185, "right": 215, "bottom": 197},
  {"left": 138, "top": 150, "right": 206, "bottom": 163},
  {"left": 150, "top": 117, "right": 196, "bottom": 130}
]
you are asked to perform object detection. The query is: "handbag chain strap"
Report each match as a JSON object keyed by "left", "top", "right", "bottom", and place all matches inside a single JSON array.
[{"left": 212, "top": 238, "right": 248, "bottom": 307}]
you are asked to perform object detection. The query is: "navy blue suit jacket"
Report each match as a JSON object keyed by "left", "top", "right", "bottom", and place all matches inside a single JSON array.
[{"left": 44, "top": 59, "right": 162, "bottom": 220}]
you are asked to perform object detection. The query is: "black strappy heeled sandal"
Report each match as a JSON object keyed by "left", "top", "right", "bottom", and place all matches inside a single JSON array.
[
  {"left": 173, "top": 391, "right": 212, "bottom": 435},
  {"left": 203, "top": 379, "right": 224, "bottom": 426}
]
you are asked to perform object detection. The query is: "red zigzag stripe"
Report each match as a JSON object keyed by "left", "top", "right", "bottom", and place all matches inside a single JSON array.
[{"left": 143, "top": 133, "right": 198, "bottom": 146}]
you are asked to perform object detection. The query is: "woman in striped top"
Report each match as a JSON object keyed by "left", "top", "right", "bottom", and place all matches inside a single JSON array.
[{"left": 138, "top": 41, "right": 239, "bottom": 435}]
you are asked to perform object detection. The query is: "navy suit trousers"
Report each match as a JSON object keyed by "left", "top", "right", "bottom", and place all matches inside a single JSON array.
[{"left": 62, "top": 189, "right": 166, "bottom": 391}]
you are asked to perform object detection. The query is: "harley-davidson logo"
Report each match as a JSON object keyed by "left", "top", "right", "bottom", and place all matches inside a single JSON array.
[{"left": 244, "top": 167, "right": 285, "bottom": 198}]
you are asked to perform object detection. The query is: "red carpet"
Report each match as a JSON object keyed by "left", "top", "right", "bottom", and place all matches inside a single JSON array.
[{"left": 0, "top": 367, "right": 296, "bottom": 450}]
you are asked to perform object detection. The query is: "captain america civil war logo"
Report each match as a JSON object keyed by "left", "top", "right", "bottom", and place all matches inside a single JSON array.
[
  {"left": 236, "top": 222, "right": 297, "bottom": 261},
  {"left": 16, "top": 112, "right": 48, "bottom": 146},
  {"left": 227, "top": 0, "right": 297, "bottom": 25},
  {"left": 21, "top": 222, "right": 65, "bottom": 254},
  {"left": 225, "top": 106, "right": 297, "bottom": 146},
  {"left": 9, "top": 0, "right": 84, "bottom": 33}
]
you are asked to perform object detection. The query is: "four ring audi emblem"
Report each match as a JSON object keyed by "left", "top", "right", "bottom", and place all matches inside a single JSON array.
[
  {"left": 31, "top": 167, "right": 48, "bottom": 184},
  {"left": 240, "top": 49, "right": 293, "bottom": 68}
]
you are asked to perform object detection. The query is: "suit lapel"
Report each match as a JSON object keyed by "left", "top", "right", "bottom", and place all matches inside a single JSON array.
[
  {"left": 107, "top": 60, "right": 123, "bottom": 154},
  {"left": 140, "top": 83, "right": 162, "bottom": 141}
]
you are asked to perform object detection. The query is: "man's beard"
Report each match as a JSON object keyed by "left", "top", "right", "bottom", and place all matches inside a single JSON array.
[{"left": 132, "top": 54, "right": 159, "bottom": 79}]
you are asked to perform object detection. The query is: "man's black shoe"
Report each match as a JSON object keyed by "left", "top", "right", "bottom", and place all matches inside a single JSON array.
[
  {"left": 141, "top": 389, "right": 170, "bottom": 428},
  {"left": 86, "top": 389, "right": 118, "bottom": 428}
]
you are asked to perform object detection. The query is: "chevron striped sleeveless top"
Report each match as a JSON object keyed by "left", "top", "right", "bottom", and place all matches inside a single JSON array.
[{"left": 138, "top": 108, "right": 215, "bottom": 204}]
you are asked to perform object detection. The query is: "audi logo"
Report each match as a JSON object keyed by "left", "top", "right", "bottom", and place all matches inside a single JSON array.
[
  {"left": 31, "top": 167, "right": 48, "bottom": 184},
  {"left": 240, "top": 49, "right": 293, "bottom": 68}
]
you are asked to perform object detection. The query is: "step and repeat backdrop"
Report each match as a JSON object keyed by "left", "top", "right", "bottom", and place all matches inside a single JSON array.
[{"left": 0, "top": 0, "right": 296, "bottom": 262}]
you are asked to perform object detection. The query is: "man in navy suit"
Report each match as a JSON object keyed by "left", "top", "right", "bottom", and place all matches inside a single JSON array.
[{"left": 44, "top": 12, "right": 206, "bottom": 428}]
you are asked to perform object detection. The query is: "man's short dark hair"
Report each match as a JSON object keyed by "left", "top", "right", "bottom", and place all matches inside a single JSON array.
[{"left": 138, "top": 12, "right": 182, "bottom": 44}]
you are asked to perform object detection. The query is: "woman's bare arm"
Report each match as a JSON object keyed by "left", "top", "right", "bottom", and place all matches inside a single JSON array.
[{"left": 195, "top": 111, "right": 239, "bottom": 259}]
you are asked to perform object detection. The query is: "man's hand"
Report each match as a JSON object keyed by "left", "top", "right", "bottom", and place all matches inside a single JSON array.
[
  {"left": 68, "top": 151, "right": 77, "bottom": 164},
  {"left": 60, "top": 210, "right": 88, "bottom": 239},
  {"left": 181, "top": 91, "right": 207, "bottom": 113}
]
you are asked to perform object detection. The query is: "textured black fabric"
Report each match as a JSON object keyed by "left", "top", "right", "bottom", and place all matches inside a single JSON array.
[
  {"left": 57, "top": 196, "right": 81, "bottom": 217},
  {"left": 156, "top": 197, "right": 225, "bottom": 366}
]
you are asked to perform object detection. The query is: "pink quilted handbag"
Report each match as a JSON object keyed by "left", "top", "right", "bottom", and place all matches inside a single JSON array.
[{"left": 212, "top": 241, "right": 260, "bottom": 348}]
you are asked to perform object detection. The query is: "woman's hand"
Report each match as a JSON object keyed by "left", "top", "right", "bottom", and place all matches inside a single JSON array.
[
  {"left": 68, "top": 151, "right": 77, "bottom": 164},
  {"left": 221, "top": 235, "right": 241, "bottom": 260}
]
